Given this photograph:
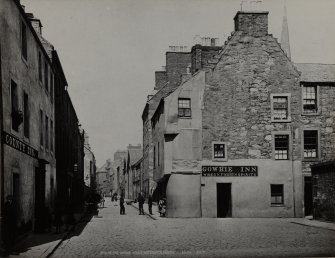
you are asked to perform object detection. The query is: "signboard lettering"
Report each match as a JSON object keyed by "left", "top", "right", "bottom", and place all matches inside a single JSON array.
[
  {"left": 2, "top": 131, "right": 38, "bottom": 159},
  {"left": 202, "top": 166, "right": 257, "bottom": 177}
]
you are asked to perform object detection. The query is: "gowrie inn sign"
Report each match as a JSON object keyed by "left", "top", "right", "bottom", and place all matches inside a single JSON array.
[
  {"left": 202, "top": 166, "right": 258, "bottom": 177},
  {"left": 2, "top": 131, "right": 38, "bottom": 159}
]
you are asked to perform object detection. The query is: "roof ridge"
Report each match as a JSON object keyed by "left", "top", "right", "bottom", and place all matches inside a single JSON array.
[{"left": 295, "top": 62, "right": 335, "bottom": 65}]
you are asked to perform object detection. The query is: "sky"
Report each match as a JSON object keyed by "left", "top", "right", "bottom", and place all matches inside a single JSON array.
[{"left": 21, "top": 0, "right": 335, "bottom": 167}]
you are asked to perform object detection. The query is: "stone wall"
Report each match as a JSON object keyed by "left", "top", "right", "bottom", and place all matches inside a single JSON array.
[
  {"left": 154, "top": 71, "right": 167, "bottom": 91},
  {"left": 234, "top": 12, "right": 268, "bottom": 36},
  {"left": 301, "top": 85, "right": 335, "bottom": 174},
  {"left": 191, "top": 45, "right": 221, "bottom": 74},
  {"left": 311, "top": 162, "right": 335, "bottom": 221},
  {"left": 202, "top": 31, "right": 301, "bottom": 160}
]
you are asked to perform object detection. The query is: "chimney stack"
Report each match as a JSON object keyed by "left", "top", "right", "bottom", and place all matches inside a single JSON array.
[{"left": 234, "top": 11, "right": 268, "bottom": 36}]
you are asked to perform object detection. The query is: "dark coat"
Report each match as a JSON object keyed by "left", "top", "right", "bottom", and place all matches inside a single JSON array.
[{"left": 138, "top": 194, "right": 145, "bottom": 204}]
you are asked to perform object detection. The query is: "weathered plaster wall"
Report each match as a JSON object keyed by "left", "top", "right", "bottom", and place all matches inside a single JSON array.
[
  {"left": 0, "top": 0, "right": 56, "bottom": 228},
  {"left": 201, "top": 159, "right": 303, "bottom": 218}
]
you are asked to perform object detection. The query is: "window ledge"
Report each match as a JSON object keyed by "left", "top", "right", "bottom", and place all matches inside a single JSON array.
[
  {"left": 271, "top": 119, "right": 292, "bottom": 123},
  {"left": 301, "top": 112, "right": 321, "bottom": 116},
  {"left": 212, "top": 158, "right": 228, "bottom": 162},
  {"left": 303, "top": 158, "right": 320, "bottom": 162},
  {"left": 178, "top": 116, "right": 192, "bottom": 119},
  {"left": 271, "top": 204, "right": 285, "bottom": 207}
]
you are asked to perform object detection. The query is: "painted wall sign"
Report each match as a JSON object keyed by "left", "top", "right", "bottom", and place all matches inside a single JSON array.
[
  {"left": 2, "top": 131, "right": 38, "bottom": 159},
  {"left": 202, "top": 166, "right": 258, "bottom": 177}
]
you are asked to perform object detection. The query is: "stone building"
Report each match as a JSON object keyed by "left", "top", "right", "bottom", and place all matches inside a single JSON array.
[
  {"left": 96, "top": 159, "right": 112, "bottom": 196},
  {"left": 311, "top": 161, "right": 335, "bottom": 222},
  {"left": 109, "top": 150, "right": 127, "bottom": 196},
  {"left": 124, "top": 144, "right": 142, "bottom": 200},
  {"left": 54, "top": 49, "right": 85, "bottom": 210},
  {"left": 83, "top": 132, "right": 96, "bottom": 195},
  {"left": 149, "top": 11, "right": 335, "bottom": 218},
  {"left": 0, "top": 0, "right": 56, "bottom": 232},
  {"left": 131, "top": 157, "right": 143, "bottom": 200},
  {"left": 142, "top": 47, "right": 192, "bottom": 199}
]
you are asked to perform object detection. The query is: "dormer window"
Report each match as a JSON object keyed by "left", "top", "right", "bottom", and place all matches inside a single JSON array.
[{"left": 178, "top": 98, "right": 191, "bottom": 118}]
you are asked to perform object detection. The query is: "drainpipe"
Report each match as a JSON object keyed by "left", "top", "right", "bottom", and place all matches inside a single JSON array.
[
  {"left": 291, "top": 126, "right": 296, "bottom": 217},
  {"left": 0, "top": 43, "right": 5, "bottom": 250}
]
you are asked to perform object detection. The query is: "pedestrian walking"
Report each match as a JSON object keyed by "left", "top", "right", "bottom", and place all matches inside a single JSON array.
[
  {"left": 100, "top": 195, "right": 105, "bottom": 208},
  {"left": 138, "top": 192, "right": 145, "bottom": 215},
  {"left": 148, "top": 194, "right": 153, "bottom": 215},
  {"left": 120, "top": 194, "right": 125, "bottom": 215}
]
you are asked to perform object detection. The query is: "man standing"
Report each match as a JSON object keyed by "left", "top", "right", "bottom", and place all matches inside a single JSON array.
[
  {"left": 119, "top": 194, "right": 125, "bottom": 215},
  {"left": 138, "top": 192, "right": 145, "bottom": 215},
  {"left": 148, "top": 194, "right": 153, "bottom": 215}
]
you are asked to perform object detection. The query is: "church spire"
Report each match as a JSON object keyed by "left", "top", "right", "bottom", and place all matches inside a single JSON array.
[{"left": 281, "top": 0, "right": 291, "bottom": 59}]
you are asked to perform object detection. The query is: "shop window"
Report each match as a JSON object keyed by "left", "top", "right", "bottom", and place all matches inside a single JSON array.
[
  {"left": 23, "top": 92, "right": 30, "bottom": 138},
  {"left": 271, "top": 184, "right": 284, "bottom": 205},
  {"left": 274, "top": 135, "right": 289, "bottom": 160},
  {"left": 303, "top": 130, "right": 318, "bottom": 158},
  {"left": 178, "top": 98, "right": 191, "bottom": 118},
  {"left": 212, "top": 142, "right": 227, "bottom": 161},
  {"left": 21, "top": 21, "right": 27, "bottom": 60},
  {"left": 302, "top": 85, "right": 318, "bottom": 114}
]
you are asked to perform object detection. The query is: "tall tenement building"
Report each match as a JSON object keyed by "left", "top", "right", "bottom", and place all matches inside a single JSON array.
[
  {"left": 0, "top": 0, "right": 86, "bottom": 236},
  {"left": 145, "top": 11, "right": 335, "bottom": 218}
]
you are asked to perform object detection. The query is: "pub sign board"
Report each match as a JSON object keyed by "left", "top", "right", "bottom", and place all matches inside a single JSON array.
[
  {"left": 2, "top": 131, "right": 38, "bottom": 159},
  {"left": 202, "top": 166, "right": 258, "bottom": 177}
]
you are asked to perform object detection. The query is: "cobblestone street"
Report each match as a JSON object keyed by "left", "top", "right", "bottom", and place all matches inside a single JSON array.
[{"left": 51, "top": 199, "right": 335, "bottom": 257}]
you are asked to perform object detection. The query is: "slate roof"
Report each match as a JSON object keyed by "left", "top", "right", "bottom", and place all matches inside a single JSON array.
[{"left": 295, "top": 63, "right": 335, "bottom": 83}]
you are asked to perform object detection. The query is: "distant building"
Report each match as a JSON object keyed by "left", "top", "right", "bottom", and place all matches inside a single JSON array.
[
  {"left": 96, "top": 159, "right": 112, "bottom": 196},
  {"left": 83, "top": 132, "right": 96, "bottom": 195},
  {"left": 110, "top": 150, "right": 127, "bottom": 196},
  {"left": 124, "top": 144, "right": 142, "bottom": 200},
  {"left": 147, "top": 11, "right": 335, "bottom": 218}
]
